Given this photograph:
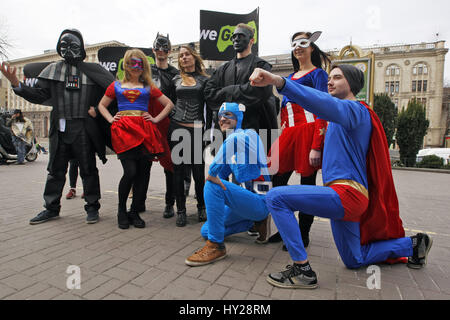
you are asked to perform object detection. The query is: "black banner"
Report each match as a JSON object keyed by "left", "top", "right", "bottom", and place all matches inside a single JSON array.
[
  {"left": 97, "top": 47, "right": 155, "bottom": 79},
  {"left": 199, "top": 8, "right": 259, "bottom": 61}
]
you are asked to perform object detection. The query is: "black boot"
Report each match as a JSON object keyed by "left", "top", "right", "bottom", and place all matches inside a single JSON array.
[
  {"left": 118, "top": 209, "right": 129, "bottom": 229},
  {"left": 299, "top": 212, "right": 314, "bottom": 248},
  {"left": 128, "top": 211, "right": 146, "bottom": 228},
  {"left": 197, "top": 206, "right": 207, "bottom": 222},
  {"left": 176, "top": 209, "right": 187, "bottom": 227},
  {"left": 163, "top": 204, "right": 175, "bottom": 219}
]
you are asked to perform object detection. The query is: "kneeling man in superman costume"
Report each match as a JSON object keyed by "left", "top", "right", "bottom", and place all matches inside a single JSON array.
[
  {"left": 185, "top": 102, "right": 271, "bottom": 266},
  {"left": 249, "top": 65, "right": 433, "bottom": 289}
]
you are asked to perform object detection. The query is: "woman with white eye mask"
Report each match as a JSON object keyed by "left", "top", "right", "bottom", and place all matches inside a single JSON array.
[{"left": 267, "top": 31, "right": 331, "bottom": 249}]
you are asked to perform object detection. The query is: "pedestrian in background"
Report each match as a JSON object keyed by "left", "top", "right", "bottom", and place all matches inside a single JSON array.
[{"left": 7, "top": 109, "right": 34, "bottom": 165}]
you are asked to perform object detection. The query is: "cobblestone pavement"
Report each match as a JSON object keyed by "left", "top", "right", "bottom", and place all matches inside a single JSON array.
[{"left": 0, "top": 153, "right": 449, "bottom": 300}]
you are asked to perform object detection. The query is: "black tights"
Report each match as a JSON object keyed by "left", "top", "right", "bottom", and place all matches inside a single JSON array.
[
  {"left": 118, "top": 157, "right": 151, "bottom": 213},
  {"left": 173, "top": 163, "right": 205, "bottom": 211},
  {"left": 272, "top": 170, "right": 317, "bottom": 188}
]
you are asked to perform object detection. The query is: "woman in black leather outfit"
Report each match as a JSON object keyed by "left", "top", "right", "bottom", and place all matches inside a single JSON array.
[{"left": 169, "top": 45, "right": 209, "bottom": 227}]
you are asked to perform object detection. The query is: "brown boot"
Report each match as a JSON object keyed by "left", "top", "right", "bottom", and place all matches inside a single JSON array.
[
  {"left": 255, "top": 217, "right": 270, "bottom": 244},
  {"left": 185, "top": 240, "right": 227, "bottom": 267}
]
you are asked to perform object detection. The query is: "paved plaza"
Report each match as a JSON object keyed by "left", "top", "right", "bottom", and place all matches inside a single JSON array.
[{"left": 0, "top": 151, "right": 450, "bottom": 301}]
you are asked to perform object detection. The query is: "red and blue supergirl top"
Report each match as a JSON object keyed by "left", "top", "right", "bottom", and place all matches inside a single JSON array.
[
  {"left": 105, "top": 81, "right": 163, "bottom": 111},
  {"left": 104, "top": 81, "right": 164, "bottom": 155}
]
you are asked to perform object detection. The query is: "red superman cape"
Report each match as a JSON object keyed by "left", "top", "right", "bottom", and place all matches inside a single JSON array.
[
  {"left": 359, "top": 102, "right": 405, "bottom": 247},
  {"left": 148, "top": 95, "right": 173, "bottom": 172}
]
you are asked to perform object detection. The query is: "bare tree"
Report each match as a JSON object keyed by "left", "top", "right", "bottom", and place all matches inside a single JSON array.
[{"left": 0, "top": 18, "right": 11, "bottom": 60}]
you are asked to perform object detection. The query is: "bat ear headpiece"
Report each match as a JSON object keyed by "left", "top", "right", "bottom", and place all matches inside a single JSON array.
[{"left": 153, "top": 33, "right": 172, "bottom": 53}]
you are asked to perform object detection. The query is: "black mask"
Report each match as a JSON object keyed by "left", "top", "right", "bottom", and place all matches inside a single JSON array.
[
  {"left": 56, "top": 29, "right": 86, "bottom": 65},
  {"left": 153, "top": 33, "right": 171, "bottom": 53},
  {"left": 59, "top": 34, "right": 82, "bottom": 65},
  {"left": 231, "top": 27, "right": 252, "bottom": 53}
]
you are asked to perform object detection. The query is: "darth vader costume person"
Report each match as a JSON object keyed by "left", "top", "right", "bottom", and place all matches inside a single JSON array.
[
  {"left": 5, "top": 29, "right": 115, "bottom": 225},
  {"left": 204, "top": 24, "right": 278, "bottom": 137}
]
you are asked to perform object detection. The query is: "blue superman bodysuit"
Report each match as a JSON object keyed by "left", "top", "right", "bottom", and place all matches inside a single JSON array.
[{"left": 266, "top": 79, "right": 412, "bottom": 269}]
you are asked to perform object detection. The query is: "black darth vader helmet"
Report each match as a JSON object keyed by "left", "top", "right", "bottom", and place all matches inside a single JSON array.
[{"left": 56, "top": 29, "right": 86, "bottom": 64}]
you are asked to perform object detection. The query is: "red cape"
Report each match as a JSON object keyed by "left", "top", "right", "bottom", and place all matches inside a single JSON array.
[
  {"left": 148, "top": 95, "right": 173, "bottom": 172},
  {"left": 359, "top": 102, "right": 405, "bottom": 246}
]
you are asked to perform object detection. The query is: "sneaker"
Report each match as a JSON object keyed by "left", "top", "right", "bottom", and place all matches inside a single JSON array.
[
  {"left": 408, "top": 233, "right": 433, "bottom": 269},
  {"left": 198, "top": 207, "right": 207, "bottom": 222},
  {"left": 255, "top": 217, "right": 270, "bottom": 244},
  {"left": 176, "top": 210, "right": 187, "bottom": 227},
  {"left": 66, "top": 188, "right": 76, "bottom": 199},
  {"left": 86, "top": 211, "right": 99, "bottom": 224},
  {"left": 128, "top": 211, "right": 146, "bottom": 228},
  {"left": 247, "top": 224, "right": 259, "bottom": 236},
  {"left": 267, "top": 262, "right": 318, "bottom": 289},
  {"left": 185, "top": 240, "right": 227, "bottom": 267},
  {"left": 30, "top": 210, "right": 60, "bottom": 225},
  {"left": 163, "top": 205, "right": 174, "bottom": 219}
]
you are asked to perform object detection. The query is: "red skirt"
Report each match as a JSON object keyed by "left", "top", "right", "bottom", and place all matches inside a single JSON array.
[
  {"left": 268, "top": 122, "right": 318, "bottom": 176},
  {"left": 111, "top": 116, "right": 164, "bottom": 155}
]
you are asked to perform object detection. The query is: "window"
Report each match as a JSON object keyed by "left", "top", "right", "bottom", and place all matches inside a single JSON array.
[
  {"left": 420, "top": 98, "right": 427, "bottom": 107},
  {"left": 412, "top": 81, "right": 417, "bottom": 92},
  {"left": 423, "top": 80, "right": 427, "bottom": 92},
  {"left": 412, "top": 63, "right": 429, "bottom": 76},
  {"left": 395, "top": 81, "right": 399, "bottom": 93},
  {"left": 417, "top": 80, "right": 422, "bottom": 92},
  {"left": 386, "top": 65, "right": 400, "bottom": 77},
  {"left": 390, "top": 82, "right": 395, "bottom": 93},
  {"left": 385, "top": 82, "right": 389, "bottom": 93}
]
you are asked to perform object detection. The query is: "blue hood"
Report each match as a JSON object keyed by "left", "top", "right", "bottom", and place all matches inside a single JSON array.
[{"left": 218, "top": 102, "right": 245, "bottom": 131}]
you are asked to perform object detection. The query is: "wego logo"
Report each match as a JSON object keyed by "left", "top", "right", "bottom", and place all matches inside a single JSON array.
[{"left": 200, "top": 21, "right": 258, "bottom": 52}]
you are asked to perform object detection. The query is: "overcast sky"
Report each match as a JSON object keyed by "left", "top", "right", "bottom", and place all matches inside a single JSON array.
[{"left": 1, "top": 0, "right": 450, "bottom": 83}]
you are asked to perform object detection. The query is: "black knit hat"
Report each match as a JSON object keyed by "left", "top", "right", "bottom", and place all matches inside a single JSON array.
[{"left": 332, "top": 64, "right": 365, "bottom": 96}]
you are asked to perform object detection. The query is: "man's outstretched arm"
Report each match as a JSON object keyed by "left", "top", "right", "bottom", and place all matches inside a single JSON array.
[{"left": 249, "top": 68, "right": 367, "bottom": 130}]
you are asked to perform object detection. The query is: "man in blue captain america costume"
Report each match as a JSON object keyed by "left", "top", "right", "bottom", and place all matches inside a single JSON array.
[
  {"left": 249, "top": 65, "right": 433, "bottom": 289},
  {"left": 185, "top": 102, "right": 271, "bottom": 267}
]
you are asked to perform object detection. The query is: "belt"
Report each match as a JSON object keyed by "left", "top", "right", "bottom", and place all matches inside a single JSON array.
[
  {"left": 325, "top": 179, "right": 369, "bottom": 200},
  {"left": 118, "top": 110, "right": 145, "bottom": 116}
]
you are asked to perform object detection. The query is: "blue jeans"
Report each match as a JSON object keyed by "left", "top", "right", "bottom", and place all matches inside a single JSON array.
[
  {"left": 12, "top": 135, "right": 26, "bottom": 163},
  {"left": 201, "top": 180, "right": 269, "bottom": 244},
  {"left": 266, "top": 185, "right": 413, "bottom": 269}
]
